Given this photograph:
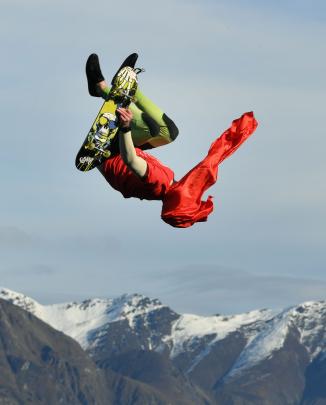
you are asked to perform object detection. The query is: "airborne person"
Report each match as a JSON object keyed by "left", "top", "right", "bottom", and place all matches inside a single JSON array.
[{"left": 85, "top": 54, "right": 258, "bottom": 228}]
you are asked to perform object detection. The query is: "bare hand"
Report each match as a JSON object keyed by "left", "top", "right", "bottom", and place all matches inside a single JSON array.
[{"left": 117, "top": 108, "right": 133, "bottom": 128}]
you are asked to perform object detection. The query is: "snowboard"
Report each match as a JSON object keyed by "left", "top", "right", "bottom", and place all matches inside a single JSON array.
[{"left": 75, "top": 66, "right": 140, "bottom": 172}]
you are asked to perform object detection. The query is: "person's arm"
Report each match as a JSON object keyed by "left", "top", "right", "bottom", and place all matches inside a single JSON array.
[{"left": 117, "top": 107, "right": 148, "bottom": 178}]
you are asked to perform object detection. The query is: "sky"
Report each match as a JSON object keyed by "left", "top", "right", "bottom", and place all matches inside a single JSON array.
[{"left": 1, "top": 0, "right": 325, "bottom": 315}]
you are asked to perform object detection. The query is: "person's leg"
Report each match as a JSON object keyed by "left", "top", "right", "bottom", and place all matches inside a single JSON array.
[
  {"left": 129, "top": 88, "right": 179, "bottom": 149},
  {"left": 98, "top": 85, "right": 179, "bottom": 149},
  {"left": 86, "top": 53, "right": 179, "bottom": 150}
]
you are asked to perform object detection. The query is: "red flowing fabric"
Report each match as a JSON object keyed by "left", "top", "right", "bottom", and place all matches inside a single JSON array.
[{"left": 161, "top": 112, "right": 258, "bottom": 228}]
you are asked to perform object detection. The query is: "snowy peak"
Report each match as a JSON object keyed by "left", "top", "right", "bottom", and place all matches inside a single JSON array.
[
  {"left": 0, "top": 287, "right": 41, "bottom": 314},
  {"left": 222, "top": 301, "right": 326, "bottom": 380},
  {"left": 0, "top": 290, "right": 168, "bottom": 349},
  {"left": 288, "top": 301, "right": 326, "bottom": 358},
  {"left": 99, "top": 293, "right": 166, "bottom": 327}
]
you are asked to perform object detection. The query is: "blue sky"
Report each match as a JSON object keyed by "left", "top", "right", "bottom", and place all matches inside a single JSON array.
[{"left": 1, "top": 0, "right": 325, "bottom": 314}]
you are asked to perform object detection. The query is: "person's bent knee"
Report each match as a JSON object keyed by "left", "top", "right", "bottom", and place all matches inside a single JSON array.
[
  {"left": 141, "top": 112, "right": 160, "bottom": 137},
  {"left": 162, "top": 114, "right": 179, "bottom": 141},
  {"left": 142, "top": 111, "right": 179, "bottom": 142}
]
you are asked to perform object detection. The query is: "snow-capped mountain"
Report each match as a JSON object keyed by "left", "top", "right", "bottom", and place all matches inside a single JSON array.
[
  {"left": 0, "top": 288, "right": 175, "bottom": 349},
  {"left": 1, "top": 288, "right": 325, "bottom": 368},
  {"left": 1, "top": 287, "right": 326, "bottom": 404}
]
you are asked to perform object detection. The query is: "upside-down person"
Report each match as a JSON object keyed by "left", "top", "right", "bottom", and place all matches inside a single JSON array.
[{"left": 86, "top": 54, "right": 258, "bottom": 228}]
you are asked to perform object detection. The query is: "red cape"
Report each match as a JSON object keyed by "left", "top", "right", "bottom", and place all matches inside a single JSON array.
[{"left": 161, "top": 112, "right": 258, "bottom": 228}]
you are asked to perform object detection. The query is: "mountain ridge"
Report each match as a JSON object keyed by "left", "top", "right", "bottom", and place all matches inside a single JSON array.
[{"left": 1, "top": 287, "right": 326, "bottom": 404}]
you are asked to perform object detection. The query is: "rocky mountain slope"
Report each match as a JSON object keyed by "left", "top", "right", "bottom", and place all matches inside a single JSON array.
[{"left": 1, "top": 287, "right": 326, "bottom": 404}]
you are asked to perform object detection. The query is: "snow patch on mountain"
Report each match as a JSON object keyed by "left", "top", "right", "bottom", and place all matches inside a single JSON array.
[
  {"left": 165, "top": 309, "right": 275, "bottom": 372},
  {"left": 225, "top": 308, "right": 291, "bottom": 378},
  {"left": 166, "top": 310, "right": 274, "bottom": 359},
  {"left": 291, "top": 301, "right": 326, "bottom": 359},
  {"left": 223, "top": 301, "right": 326, "bottom": 380}
]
